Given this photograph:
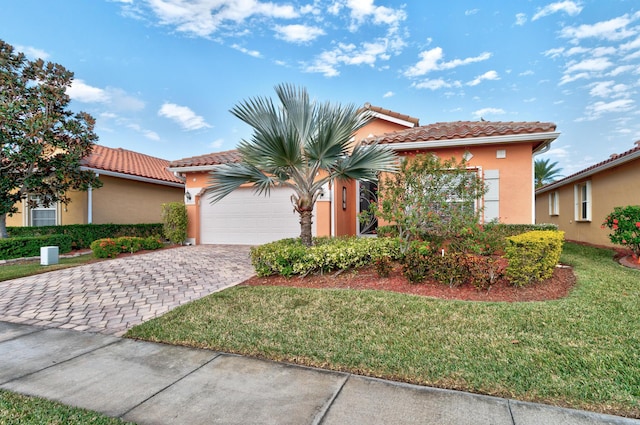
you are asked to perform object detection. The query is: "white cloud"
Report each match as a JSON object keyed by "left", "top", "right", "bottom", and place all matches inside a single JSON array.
[
  {"left": 210, "top": 138, "right": 224, "bottom": 149},
  {"left": 472, "top": 107, "right": 506, "bottom": 119},
  {"left": 68, "top": 79, "right": 110, "bottom": 103},
  {"left": 403, "top": 47, "right": 491, "bottom": 77},
  {"left": 127, "top": 123, "right": 160, "bottom": 141},
  {"left": 344, "top": 0, "right": 407, "bottom": 32},
  {"left": 519, "top": 70, "right": 534, "bottom": 76},
  {"left": 158, "top": 102, "right": 211, "bottom": 130},
  {"left": 231, "top": 44, "right": 261, "bottom": 58},
  {"left": 15, "top": 45, "right": 50, "bottom": 60},
  {"left": 274, "top": 24, "right": 324, "bottom": 44},
  {"left": 565, "top": 58, "right": 612, "bottom": 73},
  {"left": 543, "top": 47, "right": 564, "bottom": 58},
  {"left": 532, "top": 1, "right": 582, "bottom": 21},
  {"left": 382, "top": 91, "right": 394, "bottom": 98},
  {"left": 580, "top": 99, "right": 635, "bottom": 121},
  {"left": 467, "top": 70, "right": 499, "bottom": 86},
  {"left": 413, "top": 78, "right": 459, "bottom": 90},
  {"left": 524, "top": 98, "right": 537, "bottom": 103},
  {"left": 515, "top": 13, "right": 527, "bottom": 26},
  {"left": 304, "top": 37, "right": 398, "bottom": 77},
  {"left": 588, "top": 81, "right": 631, "bottom": 98},
  {"left": 141, "top": 0, "right": 298, "bottom": 37},
  {"left": 609, "top": 65, "right": 636, "bottom": 76},
  {"left": 560, "top": 14, "right": 638, "bottom": 42},
  {"left": 465, "top": 9, "right": 479, "bottom": 16}
]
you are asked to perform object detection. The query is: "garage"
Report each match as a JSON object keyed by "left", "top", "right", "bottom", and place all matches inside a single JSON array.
[{"left": 200, "top": 187, "right": 312, "bottom": 245}]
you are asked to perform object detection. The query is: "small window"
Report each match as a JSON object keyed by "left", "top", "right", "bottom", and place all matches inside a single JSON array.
[
  {"left": 30, "top": 195, "right": 57, "bottom": 226},
  {"left": 574, "top": 181, "right": 591, "bottom": 221},
  {"left": 549, "top": 191, "right": 559, "bottom": 216}
]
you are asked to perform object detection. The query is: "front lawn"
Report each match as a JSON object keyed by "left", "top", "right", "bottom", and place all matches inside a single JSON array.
[{"left": 125, "top": 242, "right": 640, "bottom": 418}]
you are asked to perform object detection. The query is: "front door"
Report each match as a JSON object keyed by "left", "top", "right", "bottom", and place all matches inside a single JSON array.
[{"left": 358, "top": 180, "right": 378, "bottom": 235}]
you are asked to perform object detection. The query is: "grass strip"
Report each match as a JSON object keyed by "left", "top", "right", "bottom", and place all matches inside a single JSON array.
[
  {"left": 0, "top": 390, "right": 133, "bottom": 424},
  {"left": 0, "top": 255, "right": 96, "bottom": 282}
]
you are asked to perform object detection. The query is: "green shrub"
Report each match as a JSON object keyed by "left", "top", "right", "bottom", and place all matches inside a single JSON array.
[
  {"left": 504, "top": 230, "right": 564, "bottom": 287},
  {"left": 161, "top": 202, "right": 187, "bottom": 245},
  {"left": 7, "top": 223, "right": 164, "bottom": 249},
  {"left": 429, "top": 250, "right": 471, "bottom": 288},
  {"left": 602, "top": 205, "right": 640, "bottom": 259},
  {"left": 401, "top": 240, "right": 436, "bottom": 283},
  {"left": 466, "top": 254, "right": 506, "bottom": 290},
  {"left": 90, "top": 238, "right": 120, "bottom": 259},
  {"left": 90, "top": 235, "right": 165, "bottom": 259},
  {"left": 143, "top": 235, "right": 165, "bottom": 250},
  {"left": 0, "top": 234, "right": 73, "bottom": 260},
  {"left": 250, "top": 236, "right": 402, "bottom": 277}
]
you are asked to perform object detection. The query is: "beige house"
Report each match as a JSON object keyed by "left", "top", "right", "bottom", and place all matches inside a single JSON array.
[
  {"left": 535, "top": 141, "right": 640, "bottom": 247},
  {"left": 7, "top": 145, "right": 184, "bottom": 227}
]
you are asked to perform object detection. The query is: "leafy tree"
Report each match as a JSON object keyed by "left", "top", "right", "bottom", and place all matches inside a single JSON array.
[
  {"left": 0, "top": 40, "right": 101, "bottom": 238},
  {"left": 161, "top": 202, "right": 188, "bottom": 244},
  {"left": 207, "top": 83, "right": 398, "bottom": 247},
  {"left": 535, "top": 158, "right": 563, "bottom": 188},
  {"left": 369, "top": 153, "right": 487, "bottom": 252}
]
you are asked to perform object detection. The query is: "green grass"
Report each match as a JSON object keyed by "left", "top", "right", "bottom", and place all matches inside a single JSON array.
[
  {"left": 0, "top": 255, "right": 96, "bottom": 282},
  {"left": 0, "top": 390, "right": 133, "bottom": 424},
  {"left": 126, "top": 242, "right": 640, "bottom": 418}
]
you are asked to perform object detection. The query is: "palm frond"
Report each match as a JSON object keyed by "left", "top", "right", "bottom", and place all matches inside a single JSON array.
[
  {"left": 208, "top": 163, "right": 276, "bottom": 203},
  {"left": 331, "top": 143, "right": 399, "bottom": 181}
]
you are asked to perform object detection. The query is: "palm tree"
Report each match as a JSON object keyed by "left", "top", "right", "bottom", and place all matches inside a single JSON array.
[
  {"left": 208, "top": 84, "right": 399, "bottom": 246},
  {"left": 535, "top": 158, "right": 563, "bottom": 188}
]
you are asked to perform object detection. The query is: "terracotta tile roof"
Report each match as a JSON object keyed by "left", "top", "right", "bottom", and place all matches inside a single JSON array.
[
  {"left": 537, "top": 142, "right": 640, "bottom": 192},
  {"left": 168, "top": 149, "right": 242, "bottom": 168},
  {"left": 82, "top": 145, "right": 184, "bottom": 184},
  {"left": 361, "top": 103, "right": 420, "bottom": 126},
  {"left": 368, "top": 121, "right": 557, "bottom": 145}
]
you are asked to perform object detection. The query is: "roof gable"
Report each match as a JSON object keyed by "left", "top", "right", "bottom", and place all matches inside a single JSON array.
[
  {"left": 537, "top": 142, "right": 640, "bottom": 193},
  {"left": 361, "top": 103, "right": 420, "bottom": 128},
  {"left": 82, "top": 145, "right": 184, "bottom": 185}
]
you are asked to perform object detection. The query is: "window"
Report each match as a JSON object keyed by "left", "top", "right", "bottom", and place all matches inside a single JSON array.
[
  {"left": 574, "top": 181, "right": 591, "bottom": 221},
  {"left": 549, "top": 191, "right": 559, "bottom": 216},
  {"left": 29, "top": 195, "right": 57, "bottom": 226}
]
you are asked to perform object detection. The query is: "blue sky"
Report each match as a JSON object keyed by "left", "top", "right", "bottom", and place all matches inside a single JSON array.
[{"left": 2, "top": 0, "right": 639, "bottom": 176}]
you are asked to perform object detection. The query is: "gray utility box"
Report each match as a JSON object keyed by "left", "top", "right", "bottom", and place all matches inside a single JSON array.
[{"left": 40, "top": 246, "right": 59, "bottom": 266}]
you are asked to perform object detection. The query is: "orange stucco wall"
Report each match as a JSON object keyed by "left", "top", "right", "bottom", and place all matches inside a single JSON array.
[
  {"left": 7, "top": 176, "right": 183, "bottom": 227},
  {"left": 393, "top": 143, "right": 536, "bottom": 224},
  {"left": 535, "top": 157, "right": 640, "bottom": 248}
]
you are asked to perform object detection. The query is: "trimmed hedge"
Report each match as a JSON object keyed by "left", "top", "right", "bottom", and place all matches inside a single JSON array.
[
  {"left": 377, "top": 222, "right": 558, "bottom": 239},
  {"left": 250, "top": 236, "right": 402, "bottom": 277},
  {"left": 7, "top": 223, "right": 164, "bottom": 249},
  {"left": 504, "top": 230, "right": 565, "bottom": 287},
  {"left": 0, "top": 234, "right": 73, "bottom": 260}
]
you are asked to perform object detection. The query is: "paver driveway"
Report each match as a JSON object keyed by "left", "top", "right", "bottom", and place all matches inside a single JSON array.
[{"left": 0, "top": 245, "right": 254, "bottom": 336}]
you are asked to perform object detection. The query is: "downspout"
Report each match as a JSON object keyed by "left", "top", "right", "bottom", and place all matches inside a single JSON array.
[
  {"left": 88, "top": 172, "right": 98, "bottom": 224},
  {"left": 331, "top": 182, "right": 336, "bottom": 237}
]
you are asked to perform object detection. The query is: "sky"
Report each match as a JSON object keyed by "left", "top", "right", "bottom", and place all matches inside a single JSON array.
[{"left": 1, "top": 0, "right": 639, "bottom": 176}]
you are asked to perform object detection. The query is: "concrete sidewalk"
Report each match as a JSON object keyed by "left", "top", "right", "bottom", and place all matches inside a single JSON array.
[{"left": 1, "top": 322, "right": 637, "bottom": 425}]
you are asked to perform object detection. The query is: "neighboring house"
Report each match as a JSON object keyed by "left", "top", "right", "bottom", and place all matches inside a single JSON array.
[
  {"left": 169, "top": 105, "right": 559, "bottom": 245},
  {"left": 535, "top": 141, "right": 640, "bottom": 248},
  {"left": 6, "top": 145, "right": 185, "bottom": 227}
]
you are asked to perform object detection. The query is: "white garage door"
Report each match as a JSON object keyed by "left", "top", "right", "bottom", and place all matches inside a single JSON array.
[{"left": 200, "top": 187, "right": 312, "bottom": 245}]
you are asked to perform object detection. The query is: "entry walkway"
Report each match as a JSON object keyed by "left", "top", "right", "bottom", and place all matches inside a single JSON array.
[{"left": 0, "top": 245, "right": 254, "bottom": 336}]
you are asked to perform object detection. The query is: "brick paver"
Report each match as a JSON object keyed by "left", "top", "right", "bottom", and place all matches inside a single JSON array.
[{"left": 0, "top": 245, "right": 254, "bottom": 336}]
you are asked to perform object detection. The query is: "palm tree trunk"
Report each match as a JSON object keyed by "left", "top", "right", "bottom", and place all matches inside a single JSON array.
[{"left": 299, "top": 210, "right": 313, "bottom": 247}]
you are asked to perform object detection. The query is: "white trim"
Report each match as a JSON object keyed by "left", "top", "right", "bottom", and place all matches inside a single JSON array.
[
  {"left": 81, "top": 167, "right": 184, "bottom": 188},
  {"left": 537, "top": 149, "right": 640, "bottom": 194},
  {"left": 574, "top": 181, "right": 592, "bottom": 222},
  {"left": 386, "top": 132, "right": 560, "bottom": 153},
  {"left": 368, "top": 111, "right": 417, "bottom": 128},
  {"left": 167, "top": 164, "right": 221, "bottom": 173},
  {"left": 87, "top": 184, "right": 93, "bottom": 224}
]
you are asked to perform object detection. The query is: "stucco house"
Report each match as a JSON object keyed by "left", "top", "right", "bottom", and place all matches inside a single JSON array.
[
  {"left": 535, "top": 141, "right": 640, "bottom": 248},
  {"left": 6, "top": 145, "right": 184, "bottom": 228},
  {"left": 169, "top": 105, "right": 559, "bottom": 245}
]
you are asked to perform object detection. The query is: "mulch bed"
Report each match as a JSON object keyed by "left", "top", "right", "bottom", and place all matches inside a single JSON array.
[{"left": 241, "top": 263, "right": 577, "bottom": 302}]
